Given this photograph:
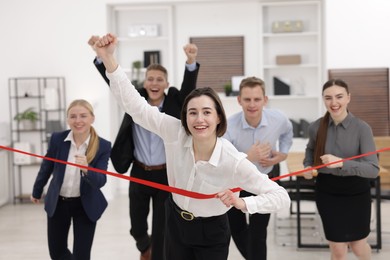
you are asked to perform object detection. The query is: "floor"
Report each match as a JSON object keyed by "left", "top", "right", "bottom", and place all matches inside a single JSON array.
[{"left": 1, "top": 192, "right": 390, "bottom": 260}]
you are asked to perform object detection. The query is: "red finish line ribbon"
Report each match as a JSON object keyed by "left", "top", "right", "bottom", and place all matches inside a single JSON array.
[
  {"left": 0, "top": 144, "right": 223, "bottom": 199},
  {"left": 1, "top": 145, "right": 389, "bottom": 199},
  {"left": 270, "top": 147, "right": 390, "bottom": 182}
]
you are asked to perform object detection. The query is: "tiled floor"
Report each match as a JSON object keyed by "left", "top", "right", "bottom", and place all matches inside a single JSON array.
[{"left": 0, "top": 191, "right": 390, "bottom": 260}]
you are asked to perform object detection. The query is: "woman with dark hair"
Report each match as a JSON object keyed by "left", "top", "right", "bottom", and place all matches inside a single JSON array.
[
  {"left": 31, "top": 99, "right": 111, "bottom": 260},
  {"left": 93, "top": 33, "right": 290, "bottom": 260},
  {"left": 303, "top": 79, "right": 379, "bottom": 260}
]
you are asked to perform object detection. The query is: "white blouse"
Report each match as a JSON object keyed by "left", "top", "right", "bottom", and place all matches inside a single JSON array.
[
  {"left": 60, "top": 131, "right": 89, "bottom": 197},
  {"left": 107, "top": 66, "right": 290, "bottom": 217}
]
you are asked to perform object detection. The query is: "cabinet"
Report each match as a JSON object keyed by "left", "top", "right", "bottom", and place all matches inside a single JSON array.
[
  {"left": 8, "top": 77, "right": 66, "bottom": 203},
  {"left": 260, "top": 0, "right": 324, "bottom": 122},
  {"left": 108, "top": 4, "right": 174, "bottom": 83}
]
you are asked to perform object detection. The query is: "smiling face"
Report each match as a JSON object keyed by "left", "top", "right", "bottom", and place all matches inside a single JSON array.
[
  {"left": 238, "top": 84, "right": 268, "bottom": 127},
  {"left": 67, "top": 104, "right": 95, "bottom": 138},
  {"left": 186, "top": 95, "right": 221, "bottom": 142},
  {"left": 323, "top": 84, "right": 350, "bottom": 123},
  {"left": 143, "top": 69, "right": 169, "bottom": 106}
]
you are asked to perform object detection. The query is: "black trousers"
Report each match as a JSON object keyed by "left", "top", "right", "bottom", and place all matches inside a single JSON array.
[
  {"left": 47, "top": 197, "right": 96, "bottom": 260},
  {"left": 228, "top": 165, "right": 279, "bottom": 260},
  {"left": 228, "top": 205, "right": 270, "bottom": 260},
  {"left": 164, "top": 196, "right": 231, "bottom": 260},
  {"left": 129, "top": 163, "right": 169, "bottom": 259}
]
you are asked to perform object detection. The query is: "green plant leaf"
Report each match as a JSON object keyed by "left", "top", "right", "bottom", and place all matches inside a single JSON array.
[{"left": 14, "top": 107, "right": 39, "bottom": 122}]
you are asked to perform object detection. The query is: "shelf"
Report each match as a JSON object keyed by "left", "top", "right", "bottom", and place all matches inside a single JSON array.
[
  {"left": 15, "top": 162, "right": 42, "bottom": 166},
  {"left": 264, "top": 64, "right": 319, "bottom": 69},
  {"left": 9, "top": 77, "right": 66, "bottom": 203},
  {"left": 44, "top": 109, "right": 65, "bottom": 112},
  {"left": 263, "top": 32, "right": 318, "bottom": 38},
  {"left": 268, "top": 95, "right": 318, "bottom": 100},
  {"left": 11, "top": 129, "right": 46, "bottom": 132},
  {"left": 220, "top": 95, "right": 318, "bottom": 100},
  {"left": 10, "top": 95, "right": 44, "bottom": 99},
  {"left": 122, "top": 68, "right": 147, "bottom": 73},
  {"left": 118, "top": 36, "right": 169, "bottom": 42},
  {"left": 260, "top": 0, "right": 323, "bottom": 122}
]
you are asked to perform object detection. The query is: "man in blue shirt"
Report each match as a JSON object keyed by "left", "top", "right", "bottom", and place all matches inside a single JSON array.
[{"left": 224, "top": 76, "right": 293, "bottom": 260}]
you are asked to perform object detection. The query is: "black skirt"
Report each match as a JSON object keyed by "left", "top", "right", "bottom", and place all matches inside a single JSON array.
[{"left": 315, "top": 173, "right": 371, "bottom": 242}]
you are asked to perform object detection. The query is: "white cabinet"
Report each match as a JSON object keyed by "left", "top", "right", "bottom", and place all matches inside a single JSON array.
[
  {"left": 107, "top": 5, "right": 174, "bottom": 83},
  {"left": 260, "top": 1, "right": 324, "bottom": 122}
]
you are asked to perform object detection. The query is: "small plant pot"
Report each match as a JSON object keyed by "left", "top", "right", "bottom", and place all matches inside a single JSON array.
[
  {"left": 224, "top": 83, "right": 232, "bottom": 97},
  {"left": 21, "top": 120, "right": 37, "bottom": 130}
]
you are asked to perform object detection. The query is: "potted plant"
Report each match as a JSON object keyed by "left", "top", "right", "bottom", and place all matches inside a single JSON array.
[
  {"left": 224, "top": 82, "right": 232, "bottom": 97},
  {"left": 14, "top": 107, "right": 39, "bottom": 130}
]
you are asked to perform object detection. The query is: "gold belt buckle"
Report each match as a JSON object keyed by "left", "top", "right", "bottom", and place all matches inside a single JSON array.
[{"left": 180, "top": 210, "right": 195, "bottom": 221}]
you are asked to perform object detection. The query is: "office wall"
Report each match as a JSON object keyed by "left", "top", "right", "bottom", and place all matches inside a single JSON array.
[
  {"left": 0, "top": 0, "right": 389, "bottom": 199},
  {"left": 325, "top": 0, "right": 390, "bottom": 69}
]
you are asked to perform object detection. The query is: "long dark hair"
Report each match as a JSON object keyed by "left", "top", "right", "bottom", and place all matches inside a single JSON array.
[
  {"left": 314, "top": 79, "right": 349, "bottom": 166},
  {"left": 181, "top": 87, "right": 227, "bottom": 137}
]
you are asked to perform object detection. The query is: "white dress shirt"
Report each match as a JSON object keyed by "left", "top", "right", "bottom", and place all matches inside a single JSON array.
[
  {"left": 59, "top": 131, "right": 90, "bottom": 198},
  {"left": 107, "top": 66, "right": 290, "bottom": 217}
]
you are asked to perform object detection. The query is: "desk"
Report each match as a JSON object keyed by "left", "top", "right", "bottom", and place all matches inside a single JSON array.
[{"left": 284, "top": 152, "right": 382, "bottom": 250}]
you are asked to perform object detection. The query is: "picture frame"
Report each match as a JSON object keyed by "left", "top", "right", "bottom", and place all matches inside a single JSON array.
[{"left": 144, "top": 51, "right": 160, "bottom": 67}]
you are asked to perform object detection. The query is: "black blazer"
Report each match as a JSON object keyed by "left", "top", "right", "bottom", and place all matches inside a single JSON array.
[
  {"left": 32, "top": 130, "right": 111, "bottom": 222},
  {"left": 94, "top": 59, "right": 199, "bottom": 173}
]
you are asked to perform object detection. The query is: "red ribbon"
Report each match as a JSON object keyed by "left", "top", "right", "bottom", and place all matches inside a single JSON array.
[
  {"left": 1, "top": 144, "right": 388, "bottom": 199},
  {"left": 271, "top": 147, "right": 390, "bottom": 181}
]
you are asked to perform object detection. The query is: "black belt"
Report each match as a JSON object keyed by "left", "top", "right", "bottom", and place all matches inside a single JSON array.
[
  {"left": 59, "top": 196, "right": 80, "bottom": 201},
  {"left": 169, "top": 196, "right": 197, "bottom": 221},
  {"left": 168, "top": 196, "right": 225, "bottom": 222},
  {"left": 133, "top": 159, "right": 166, "bottom": 171}
]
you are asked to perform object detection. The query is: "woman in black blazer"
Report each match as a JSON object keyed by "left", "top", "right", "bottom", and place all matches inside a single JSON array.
[{"left": 31, "top": 99, "right": 111, "bottom": 260}]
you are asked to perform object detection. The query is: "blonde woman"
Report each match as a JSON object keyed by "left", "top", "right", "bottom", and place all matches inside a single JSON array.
[{"left": 31, "top": 99, "right": 111, "bottom": 260}]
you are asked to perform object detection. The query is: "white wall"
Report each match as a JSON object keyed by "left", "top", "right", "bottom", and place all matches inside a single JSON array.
[
  {"left": 325, "top": 0, "right": 390, "bottom": 68},
  {"left": 0, "top": 0, "right": 111, "bottom": 140},
  {"left": 1, "top": 0, "right": 389, "bottom": 200}
]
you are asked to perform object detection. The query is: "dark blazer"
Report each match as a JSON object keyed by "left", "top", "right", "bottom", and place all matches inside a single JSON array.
[
  {"left": 32, "top": 130, "right": 111, "bottom": 222},
  {"left": 94, "top": 58, "right": 199, "bottom": 173}
]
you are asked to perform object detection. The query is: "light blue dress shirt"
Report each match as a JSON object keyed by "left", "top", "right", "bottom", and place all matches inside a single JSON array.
[{"left": 224, "top": 109, "right": 293, "bottom": 174}]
